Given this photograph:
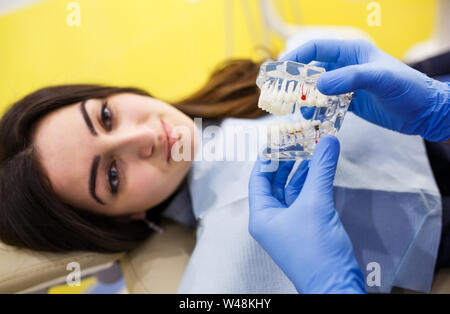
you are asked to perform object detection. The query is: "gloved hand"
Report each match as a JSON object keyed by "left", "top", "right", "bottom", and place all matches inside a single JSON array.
[
  {"left": 281, "top": 39, "right": 450, "bottom": 142},
  {"left": 248, "top": 136, "right": 366, "bottom": 294}
]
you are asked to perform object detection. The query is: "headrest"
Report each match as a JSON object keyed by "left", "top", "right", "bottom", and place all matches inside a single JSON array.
[{"left": 0, "top": 241, "right": 123, "bottom": 293}]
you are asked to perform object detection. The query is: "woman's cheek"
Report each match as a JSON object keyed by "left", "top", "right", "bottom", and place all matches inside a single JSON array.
[{"left": 131, "top": 169, "right": 170, "bottom": 207}]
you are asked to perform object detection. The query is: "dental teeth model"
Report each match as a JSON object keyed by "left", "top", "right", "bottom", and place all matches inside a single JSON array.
[
  {"left": 258, "top": 79, "right": 330, "bottom": 115},
  {"left": 256, "top": 60, "right": 353, "bottom": 160}
]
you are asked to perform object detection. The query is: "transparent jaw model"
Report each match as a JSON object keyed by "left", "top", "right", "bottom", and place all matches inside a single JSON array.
[{"left": 256, "top": 60, "right": 353, "bottom": 160}]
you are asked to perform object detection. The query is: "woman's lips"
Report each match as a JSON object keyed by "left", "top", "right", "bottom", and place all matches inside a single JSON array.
[{"left": 160, "top": 119, "right": 176, "bottom": 162}]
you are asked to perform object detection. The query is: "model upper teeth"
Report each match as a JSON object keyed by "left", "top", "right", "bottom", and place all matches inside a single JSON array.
[{"left": 258, "top": 79, "right": 330, "bottom": 115}]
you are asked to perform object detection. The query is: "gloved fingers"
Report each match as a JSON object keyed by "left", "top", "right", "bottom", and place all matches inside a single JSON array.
[
  {"left": 317, "top": 63, "right": 395, "bottom": 97},
  {"left": 309, "top": 61, "right": 343, "bottom": 73},
  {"left": 300, "top": 106, "right": 315, "bottom": 119},
  {"left": 309, "top": 61, "right": 327, "bottom": 68},
  {"left": 295, "top": 136, "right": 340, "bottom": 210},
  {"left": 347, "top": 90, "right": 374, "bottom": 114},
  {"left": 249, "top": 155, "right": 284, "bottom": 212},
  {"left": 280, "top": 39, "right": 373, "bottom": 66},
  {"left": 271, "top": 160, "right": 296, "bottom": 204},
  {"left": 347, "top": 95, "right": 358, "bottom": 112},
  {"left": 284, "top": 160, "right": 310, "bottom": 207},
  {"left": 348, "top": 90, "right": 397, "bottom": 129},
  {"left": 309, "top": 61, "right": 335, "bottom": 72}
]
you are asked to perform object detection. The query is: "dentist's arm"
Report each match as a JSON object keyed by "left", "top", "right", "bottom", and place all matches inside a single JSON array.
[
  {"left": 248, "top": 136, "right": 365, "bottom": 294},
  {"left": 281, "top": 39, "right": 450, "bottom": 142}
]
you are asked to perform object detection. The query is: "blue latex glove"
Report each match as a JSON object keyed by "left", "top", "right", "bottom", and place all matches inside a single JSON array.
[
  {"left": 281, "top": 39, "right": 450, "bottom": 142},
  {"left": 248, "top": 136, "right": 366, "bottom": 294}
]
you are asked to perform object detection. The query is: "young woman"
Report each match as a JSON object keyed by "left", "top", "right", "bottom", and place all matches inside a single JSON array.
[
  {"left": 0, "top": 55, "right": 448, "bottom": 293},
  {"left": 0, "top": 59, "right": 264, "bottom": 253}
]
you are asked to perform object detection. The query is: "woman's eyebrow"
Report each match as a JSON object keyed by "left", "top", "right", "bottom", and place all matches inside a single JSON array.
[
  {"left": 80, "top": 100, "right": 105, "bottom": 205},
  {"left": 89, "top": 155, "right": 105, "bottom": 205},
  {"left": 80, "top": 100, "right": 98, "bottom": 136}
]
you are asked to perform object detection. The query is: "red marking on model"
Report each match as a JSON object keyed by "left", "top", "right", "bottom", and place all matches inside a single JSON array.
[
  {"left": 315, "top": 126, "right": 320, "bottom": 144},
  {"left": 301, "top": 82, "right": 307, "bottom": 101}
]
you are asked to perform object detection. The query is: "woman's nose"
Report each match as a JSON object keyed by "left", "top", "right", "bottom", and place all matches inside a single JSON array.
[{"left": 108, "top": 127, "right": 157, "bottom": 159}]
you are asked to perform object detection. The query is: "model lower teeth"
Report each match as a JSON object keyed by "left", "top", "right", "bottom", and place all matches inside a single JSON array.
[
  {"left": 267, "top": 120, "right": 335, "bottom": 153},
  {"left": 256, "top": 60, "right": 353, "bottom": 160}
]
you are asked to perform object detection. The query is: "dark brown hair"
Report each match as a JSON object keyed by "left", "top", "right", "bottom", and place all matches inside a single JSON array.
[{"left": 0, "top": 59, "right": 265, "bottom": 253}]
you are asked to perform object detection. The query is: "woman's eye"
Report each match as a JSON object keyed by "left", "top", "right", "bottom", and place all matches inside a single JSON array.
[
  {"left": 108, "top": 161, "right": 120, "bottom": 194},
  {"left": 101, "top": 102, "right": 113, "bottom": 131}
]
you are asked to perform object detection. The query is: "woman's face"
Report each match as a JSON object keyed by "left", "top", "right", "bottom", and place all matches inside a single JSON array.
[{"left": 33, "top": 93, "right": 197, "bottom": 219}]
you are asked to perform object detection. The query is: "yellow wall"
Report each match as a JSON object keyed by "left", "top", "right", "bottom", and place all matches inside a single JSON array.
[{"left": 0, "top": 0, "right": 436, "bottom": 113}]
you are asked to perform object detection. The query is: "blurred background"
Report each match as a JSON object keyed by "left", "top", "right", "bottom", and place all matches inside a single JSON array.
[
  {"left": 0, "top": 0, "right": 445, "bottom": 293},
  {"left": 0, "top": 0, "right": 439, "bottom": 113}
]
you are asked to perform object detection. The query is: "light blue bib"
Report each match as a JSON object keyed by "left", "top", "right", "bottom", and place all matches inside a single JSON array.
[{"left": 179, "top": 113, "right": 441, "bottom": 293}]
